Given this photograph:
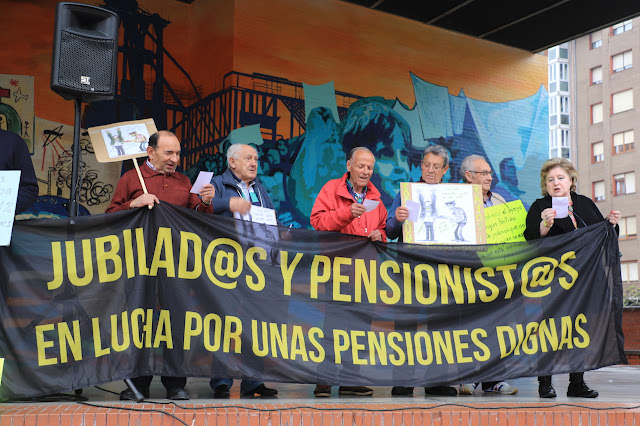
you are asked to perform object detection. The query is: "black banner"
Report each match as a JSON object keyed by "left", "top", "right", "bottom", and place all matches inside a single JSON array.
[{"left": 0, "top": 203, "right": 626, "bottom": 398}]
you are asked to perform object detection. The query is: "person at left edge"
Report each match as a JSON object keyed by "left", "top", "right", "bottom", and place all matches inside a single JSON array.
[
  {"left": 106, "top": 130, "right": 215, "bottom": 401},
  {"left": 0, "top": 129, "right": 38, "bottom": 214},
  {"left": 207, "top": 143, "right": 279, "bottom": 399},
  {"left": 310, "top": 146, "right": 387, "bottom": 398}
]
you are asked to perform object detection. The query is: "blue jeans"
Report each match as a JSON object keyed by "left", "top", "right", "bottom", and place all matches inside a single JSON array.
[{"left": 210, "top": 378, "right": 262, "bottom": 394}]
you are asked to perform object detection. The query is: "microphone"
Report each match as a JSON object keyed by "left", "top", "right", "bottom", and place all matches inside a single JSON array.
[
  {"left": 568, "top": 205, "right": 587, "bottom": 228},
  {"left": 123, "top": 378, "right": 145, "bottom": 402}
]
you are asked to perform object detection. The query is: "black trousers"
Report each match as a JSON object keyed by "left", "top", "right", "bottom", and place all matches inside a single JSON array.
[
  {"left": 129, "top": 375, "right": 186, "bottom": 390},
  {"left": 538, "top": 372, "right": 583, "bottom": 385}
]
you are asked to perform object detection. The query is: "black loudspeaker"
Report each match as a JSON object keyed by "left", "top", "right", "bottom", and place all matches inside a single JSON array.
[{"left": 51, "top": 2, "right": 120, "bottom": 102}]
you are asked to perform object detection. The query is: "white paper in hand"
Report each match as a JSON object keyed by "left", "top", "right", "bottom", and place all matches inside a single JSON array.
[
  {"left": 552, "top": 196, "right": 569, "bottom": 219},
  {"left": 363, "top": 199, "right": 379, "bottom": 212},
  {"left": 406, "top": 200, "right": 420, "bottom": 222},
  {"left": 0, "top": 171, "right": 21, "bottom": 246},
  {"left": 190, "top": 171, "right": 214, "bottom": 194},
  {"left": 248, "top": 205, "right": 277, "bottom": 225}
]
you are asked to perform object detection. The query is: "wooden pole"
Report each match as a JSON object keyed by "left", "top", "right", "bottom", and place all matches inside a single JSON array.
[{"left": 132, "top": 158, "right": 152, "bottom": 209}]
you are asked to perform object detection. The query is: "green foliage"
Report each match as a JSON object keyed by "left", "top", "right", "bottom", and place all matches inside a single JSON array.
[{"left": 623, "top": 284, "right": 640, "bottom": 307}]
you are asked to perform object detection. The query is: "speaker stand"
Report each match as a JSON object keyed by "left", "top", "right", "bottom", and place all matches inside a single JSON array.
[{"left": 67, "top": 98, "right": 83, "bottom": 218}]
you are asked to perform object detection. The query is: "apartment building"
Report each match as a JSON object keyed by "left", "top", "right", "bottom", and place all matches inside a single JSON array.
[{"left": 569, "top": 18, "right": 639, "bottom": 288}]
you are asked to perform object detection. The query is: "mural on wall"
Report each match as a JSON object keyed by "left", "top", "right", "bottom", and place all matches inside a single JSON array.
[
  {"left": 16, "top": 117, "right": 120, "bottom": 219},
  {"left": 0, "top": 74, "right": 34, "bottom": 152},
  {"left": 179, "top": 77, "right": 548, "bottom": 229},
  {"left": 3, "top": 0, "right": 548, "bottom": 226}
]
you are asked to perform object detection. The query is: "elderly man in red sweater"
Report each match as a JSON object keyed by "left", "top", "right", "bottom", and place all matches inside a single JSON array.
[
  {"left": 310, "top": 146, "right": 387, "bottom": 398},
  {"left": 106, "top": 130, "right": 214, "bottom": 212},
  {"left": 106, "top": 130, "right": 214, "bottom": 401}
]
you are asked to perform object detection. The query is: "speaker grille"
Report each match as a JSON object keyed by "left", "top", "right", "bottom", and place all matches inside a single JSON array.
[{"left": 58, "top": 30, "right": 115, "bottom": 93}]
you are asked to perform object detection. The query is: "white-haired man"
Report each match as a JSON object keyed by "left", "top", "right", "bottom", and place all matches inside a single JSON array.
[
  {"left": 459, "top": 154, "right": 506, "bottom": 207},
  {"left": 457, "top": 154, "right": 517, "bottom": 396},
  {"left": 207, "top": 143, "right": 279, "bottom": 398},
  {"left": 310, "top": 146, "right": 387, "bottom": 398}
]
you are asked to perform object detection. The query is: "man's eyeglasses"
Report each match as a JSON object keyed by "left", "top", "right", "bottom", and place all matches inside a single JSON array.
[
  {"left": 422, "top": 162, "right": 443, "bottom": 171},
  {"left": 469, "top": 170, "right": 494, "bottom": 177}
]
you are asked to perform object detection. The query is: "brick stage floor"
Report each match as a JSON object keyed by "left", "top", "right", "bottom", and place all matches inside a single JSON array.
[{"left": 1, "top": 365, "right": 639, "bottom": 425}]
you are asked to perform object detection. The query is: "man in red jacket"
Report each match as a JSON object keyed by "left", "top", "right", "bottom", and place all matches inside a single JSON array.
[
  {"left": 310, "top": 147, "right": 387, "bottom": 398},
  {"left": 311, "top": 147, "right": 387, "bottom": 242},
  {"left": 106, "top": 130, "right": 214, "bottom": 401}
]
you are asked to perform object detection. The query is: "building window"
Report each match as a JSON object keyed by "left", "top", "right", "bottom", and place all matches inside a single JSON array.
[
  {"left": 549, "top": 98, "right": 568, "bottom": 126},
  {"left": 612, "top": 50, "right": 632, "bottom": 72},
  {"left": 558, "top": 63, "right": 569, "bottom": 92},
  {"left": 613, "top": 130, "right": 634, "bottom": 154},
  {"left": 592, "top": 141, "right": 604, "bottom": 163},
  {"left": 559, "top": 48, "right": 568, "bottom": 59},
  {"left": 612, "top": 89, "right": 633, "bottom": 114},
  {"left": 593, "top": 180, "right": 605, "bottom": 201},
  {"left": 559, "top": 63, "right": 568, "bottom": 80},
  {"left": 559, "top": 96, "right": 569, "bottom": 125},
  {"left": 619, "top": 216, "right": 637, "bottom": 239},
  {"left": 591, "top": 31, "right": 602, "bottom": 49},
  {"left": 621, "top": 261, "right": 639, "bottom": 283},
  {"left": 548, "top": 64, "right": 557, "bottom": 92},
  {"left": 612, "top": 20, "right": 633, "bottom": 35},
  {"left": 560, "top": 129, "right": 569, "bottom": 147},
  {"left": 591, "top": 103, "right": 603, "bottom": 123},
  {"left": 614, "top": 172, "right": 636, "bottom": 195},
  {"left": 550, "top": 131, "right": 557, "bottom": 148},
  {"left": 591, "top": 66, "right": 602, "bottom": 84}
]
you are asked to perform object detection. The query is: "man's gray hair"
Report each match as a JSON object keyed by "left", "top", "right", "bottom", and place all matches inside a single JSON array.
[
  {"left": 347, "top": 146, "right": 374, "bottom": 161},
  {"left": 226, "top": 143, "right": 254, "bottom": 164},
  {"left": 422, "top": 144, "right": 450, "bottom": 168},
  {"left": 459, "top": 155, "right": 487, "bottom": 183}
]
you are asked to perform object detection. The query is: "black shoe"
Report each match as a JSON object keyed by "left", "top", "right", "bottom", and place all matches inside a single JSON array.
[
  {"left": 213, "top": 384, "right": 230, "bottom": 399},
  {"left": 391, "top": 386, "right": 414, "bottom": 396},
  {"left": 166, "top": 387, "right": 190, "bottom": 400},
  {"left": 338, "top": 386, "right": 373, "bottom": 396},
  {"left": 425, "top": 386, "right": 457, "bottom": 396},
  {"left": 243, "top": 383, "right": 278, "bottom": 397},
  {"left": 314, "top": 385, "right": 331, "bottom": 397},
  {"left": 120, "top": 387, "right": 150, "bottom": 401},
  {"left": 538, "top": 383, "right": 557, "bottom": 398},
  {"left": 567, "top": 382, "right": 598, "bottom": 398}
]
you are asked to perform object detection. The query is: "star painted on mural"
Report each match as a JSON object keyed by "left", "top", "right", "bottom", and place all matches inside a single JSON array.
[
  {"left": 9, "top": 78, "right": 19, "bottom": 87},
  {"left": 13, "top": 87, "right": 28, "bottom": 103}
]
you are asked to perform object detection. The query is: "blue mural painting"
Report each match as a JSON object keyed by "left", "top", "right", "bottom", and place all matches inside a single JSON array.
[
  {"left": 68, "top": 1, "right": 547, "bottom": 229},
  {"left": 225, "top": 73, "right": 549, "bottom": 229}
]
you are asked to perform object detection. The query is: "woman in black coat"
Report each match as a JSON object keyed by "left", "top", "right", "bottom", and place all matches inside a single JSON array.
[{"left": 524, "top": 158, "right": 620, "bottom": 398}]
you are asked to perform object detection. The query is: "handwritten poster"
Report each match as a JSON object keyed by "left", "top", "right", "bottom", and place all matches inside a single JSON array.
[
  {"left": 400, "top": 182, "right": 485, "bottom": 245},
  {"left": 484, "top": 200, "right": 527, "bottom": 244},
  {"left": 0, "top": 171, "right": 21, "bottom": 246}
]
